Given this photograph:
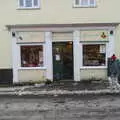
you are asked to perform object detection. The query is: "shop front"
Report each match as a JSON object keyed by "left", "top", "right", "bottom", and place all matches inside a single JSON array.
[{"left": 8, "top": 24, "right": 115, "bottom": 83}]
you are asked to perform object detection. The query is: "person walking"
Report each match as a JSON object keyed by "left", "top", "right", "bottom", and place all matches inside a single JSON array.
[{"left": 108, "top": 54, "right": 120, "bottom": 91}]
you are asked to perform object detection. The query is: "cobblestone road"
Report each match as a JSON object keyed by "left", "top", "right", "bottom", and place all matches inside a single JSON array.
[{"left": 0, "top": 95, "right": 120, "bottom": 120}]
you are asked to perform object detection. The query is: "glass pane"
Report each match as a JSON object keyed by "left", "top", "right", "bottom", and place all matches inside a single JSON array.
[
  {"left": 83, "top": 44, "right": 106, "bottom": 66},
  {"left": 33, "top": 0, "right": 38, "bottom": 6},
  {"left": 81, "top": 0, "right": 88, "bottom": 6},
  {"left": 21, "top": 45, "right": 43, "bottom": 67},
  {"left": 19, "top": 0, "right": 24, "bottom": 7},
  {"left": 75, "top": 0, "right": 80, "bottom": 5},
  {"left": 90, "top": 0, "right": 95, "bottom": 6},
  {"left": 25, "top": 0, "right": 32, "bottom": 7}
]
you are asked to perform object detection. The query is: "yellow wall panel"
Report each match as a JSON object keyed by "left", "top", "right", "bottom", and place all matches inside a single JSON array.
[
  {"left": 18, "top": 69, "right": 46, "bottom": 82},
  {"left": 0, "top": 0, "right": 120, "bottom": 69},
  {"left": 52, "top": 32, "right": 73, "bottom": 41},
  {"left": 80, "top": 30, "right": 109, "bottom": 41},
  {"left": 115, "top": 25, "right": 120, "bottom": 58},
  {"left": 0, "top": 25, "right": 12, "bottom": 68},
  {"left": 80, "top": 69, "right": 107, "bottom": 80},
  {"left": 17, "top": 32, "right": 45, "bottom": 43},
  {"left": 0, "top": 0, "right": 120, "bottom": 25}
]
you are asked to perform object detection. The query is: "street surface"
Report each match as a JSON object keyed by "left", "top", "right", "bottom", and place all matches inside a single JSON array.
[{"left": 0, "top": 95, "right": 120, "bottom": 120}]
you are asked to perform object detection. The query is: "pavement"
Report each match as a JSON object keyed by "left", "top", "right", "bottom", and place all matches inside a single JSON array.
[
  {"left": 0, "top": 80, "right": 120, "bottom": 120},
  {"left": 0, "top": 80, "right": 120, "bottom": 96},
  {"left": 1, "top": 93, "right": 120, "bottom": 120}
]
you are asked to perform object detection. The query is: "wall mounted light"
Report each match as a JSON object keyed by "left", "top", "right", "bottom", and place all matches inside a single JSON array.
[
  {"left": 110, "top": 30, "right": 113, "bottom": 35},
  {"left": 19, "top": 36, "right": 23, "bottom": 40},
  {"left": 12, "top": 32, "right": 16, "bottom": 37}
]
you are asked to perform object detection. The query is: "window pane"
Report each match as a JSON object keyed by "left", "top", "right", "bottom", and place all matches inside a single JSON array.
[
  {"left": 25, "top": 0, "right": 32, "bottom": 7},
  {"left": 81, "top": 0, "right": 88, "bottom": 5},
  {"left": 19, "top": 0, "right": 24, "bottom": 7},
  {"left": 21, "top": 45, "right": 43, "bottom": 67},
  {"left": 33, "top": 0, "right": 38, "bottom": 6},
  {"left": 83, "top": 44, "right": 106, "bottom": 66},
  {"left": 90, "top": 0, "right": 95, "bottom": 6},
  {"left": 75, "top": 0, "right": 80, "bottom": 5}
]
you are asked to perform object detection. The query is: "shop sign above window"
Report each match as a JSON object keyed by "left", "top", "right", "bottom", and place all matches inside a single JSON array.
[
  {"left": 18, "top": 0, "right": 40, "bottom": 9},
  {"left": 80, "top": 30, "right": 108, "bottom": 42},
  {"left": 74, "top": 0, "right": 96, "bottom": 7}
]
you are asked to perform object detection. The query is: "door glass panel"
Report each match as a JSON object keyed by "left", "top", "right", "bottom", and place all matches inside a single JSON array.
[{"left": 53, "top": 42, "right": 73, "bottom": 81}]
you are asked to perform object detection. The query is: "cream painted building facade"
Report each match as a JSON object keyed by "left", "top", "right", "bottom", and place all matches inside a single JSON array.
[{"left": 0, "top": 0, "right": 120, "bottom": 83}]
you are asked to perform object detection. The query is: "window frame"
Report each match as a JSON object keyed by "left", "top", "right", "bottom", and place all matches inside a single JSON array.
[
  {"left": 81, "top": 42, "right": 107, "bottom": 69},
  {"left": 18, "top": 43, "right": 46, "bottom": 70},
  {"left": 18, "top": 0, "right": 40, "bottom": 9},
  {"left": 73, "top": 0, "right": 96, "bottom": 8}
]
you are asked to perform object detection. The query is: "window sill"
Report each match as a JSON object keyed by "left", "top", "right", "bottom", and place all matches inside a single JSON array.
[
  {"left": 80, "top": 66, "right": 107, "bottom": 69},
  {"left": 18, "top": 67, "right": 46, "bottom": 70},
  {"left": 80, "top": 41, "right": 109, "bottom": 43},
  {"left": 73, "top": 5, "right": 97, "bottom": 8},
  {"left": 17, "top": 7, "right": 40, "bottom": 10}
]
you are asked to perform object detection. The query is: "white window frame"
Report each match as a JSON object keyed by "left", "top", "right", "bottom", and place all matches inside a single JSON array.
[
  {"left": 80, "top": 42, "right": 107, "bottom": 69},
  {"left": 18, "top": 0, "right": 40, "bottom": 9},
  {"left": 73, "top": 0, "right": 96, "bottom": 8},
  {"left": 18, "top": 43, "right": 46, "bottom": 70}
]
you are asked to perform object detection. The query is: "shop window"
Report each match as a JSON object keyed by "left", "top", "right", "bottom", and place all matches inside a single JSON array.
[
  {"left": 21, "top": 45, "right": 44, "bottom": 67},
  {"left": 83, "top": 44, "right": 106, "bottom": 66},
  {"left": 74, "top": 0, "right": 96, "bottom": 7},
  {"left": 18, "top": 0, "right": 40, "bottom": 9}
]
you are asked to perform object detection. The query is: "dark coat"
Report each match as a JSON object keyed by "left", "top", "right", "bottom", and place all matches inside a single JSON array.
[{"left": 109, "top": 59, "right": 120, "bottom": 77}]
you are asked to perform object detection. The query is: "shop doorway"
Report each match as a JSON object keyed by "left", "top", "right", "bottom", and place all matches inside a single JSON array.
[{"left": 52, "top": 42, "right": 73, "bottom": 81}]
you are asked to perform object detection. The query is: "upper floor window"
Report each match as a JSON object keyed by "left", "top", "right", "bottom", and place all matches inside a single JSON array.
[
  {"left": 18, "top": 0, "right": 40, "bottom": 9},
  {"left": 74, "top": 0, "right": 96, "bottom": 7}
]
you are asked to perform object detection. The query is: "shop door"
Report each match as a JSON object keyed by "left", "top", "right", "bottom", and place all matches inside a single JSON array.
[{"left": 52, "top": 42, "right": 73, "bottom": 81}]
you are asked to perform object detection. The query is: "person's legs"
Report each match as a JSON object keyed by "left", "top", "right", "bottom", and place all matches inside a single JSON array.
[
  {"left": 114, "top": 77, "right": 120, "bottom": 90},
  {"left": 108, "top": 76, "right": 115, "bottom": 90}
]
